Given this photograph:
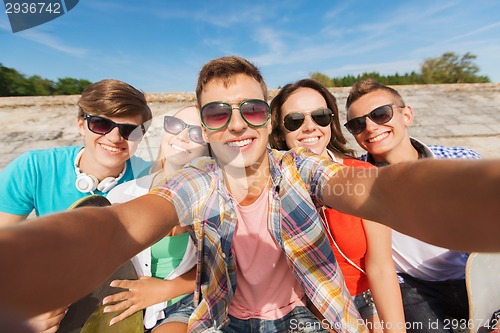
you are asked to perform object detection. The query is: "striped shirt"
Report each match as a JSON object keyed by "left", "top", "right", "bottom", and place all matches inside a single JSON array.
[{"left": 151, "top": 147, "right": 365, "bottom": 333}]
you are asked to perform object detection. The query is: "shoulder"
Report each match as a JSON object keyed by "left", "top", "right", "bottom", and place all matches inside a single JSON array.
[
  {"left": 6, "top": 146, "right": 81, "bottom": 170},
  {"left": 428, "top": 145, "right": 482, "bottom": 159},
  {"left": 342, "top": 158, "right": 374, "bottom": 168},
  {"left": 127, "top": 155, "right": 153, "bottom": 178}
]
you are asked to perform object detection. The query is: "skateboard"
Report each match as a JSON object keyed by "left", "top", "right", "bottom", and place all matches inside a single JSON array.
[
  {"left": 57, "top": 195, "right": 144, "bottom": 333},
  {"left": 466, "top": 252, "right": 500, "bottom": 333}
]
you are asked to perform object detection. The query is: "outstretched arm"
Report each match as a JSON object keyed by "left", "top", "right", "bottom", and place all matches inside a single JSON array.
[
  {"left": 323, "top": 159, "right": 500, "bottom": 252},
  {"left": 0, "top": 194, "right": 177, "bottom": 318}
]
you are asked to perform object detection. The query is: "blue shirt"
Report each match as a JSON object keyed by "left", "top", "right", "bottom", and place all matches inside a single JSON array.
[{"left": 0, "top": 146, "right": 150, "bottom": 216}]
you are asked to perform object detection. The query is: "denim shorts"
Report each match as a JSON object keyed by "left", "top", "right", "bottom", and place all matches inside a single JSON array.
[
  {"left": 151, "top": 293, "right": 195, "bottom": 331},
  {"left": 353, "top": 289, "right": 378, "bottom": 320},
  {"left": 222, "top": 306, "right": 329, "bottom": 333}
]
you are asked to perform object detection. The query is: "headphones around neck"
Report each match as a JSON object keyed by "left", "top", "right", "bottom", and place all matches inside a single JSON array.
[{"left": 74, "top": 149, "right": 126, "bottom": 193}]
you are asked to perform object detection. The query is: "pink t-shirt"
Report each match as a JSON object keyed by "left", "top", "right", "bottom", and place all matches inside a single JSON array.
[{"left": 229, "top": 186, "right": 306, "bottom": 320}]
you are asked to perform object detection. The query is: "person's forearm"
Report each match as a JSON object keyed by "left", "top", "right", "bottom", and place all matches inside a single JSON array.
[
  {"left": 0, "top": 206, "right": 131, "bottom": 317},
  {"left": 0, "top": 194, "right": 177, "bottom": 318},
  {"left": 164, "top": 267, "right": 196, "bottom": 300},
  {"left": 324, "top": 159, "right": 500, "bottom": 251},
  {"left": 367, "top": 267, "right": 406, "bottom": 333},
  {"left": 0, "top": 211, "right": 27, "bottom": 226}
]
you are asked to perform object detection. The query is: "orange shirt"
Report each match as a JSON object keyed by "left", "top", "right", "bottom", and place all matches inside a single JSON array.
[{"left": 323, "top": 158, "right": 374, "bottom": 296}]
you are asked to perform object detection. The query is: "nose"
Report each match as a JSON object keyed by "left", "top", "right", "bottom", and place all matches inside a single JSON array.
[
  {"left": 302, "top": 114, "right": 316, "bottom": 132},
  {"left": 227, "top": 106, "right": 247, "bottom": 132},
  {"left": 363, "top": 117, "right": 379, "bottom": 133},
  {"left": 176, "top": 128, "right": 190, "bottom": 143}
]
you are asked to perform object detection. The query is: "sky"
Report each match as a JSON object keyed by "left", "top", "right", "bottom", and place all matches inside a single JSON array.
[{"left": 1, "top": 0, "right": 499, "bottom": 94}]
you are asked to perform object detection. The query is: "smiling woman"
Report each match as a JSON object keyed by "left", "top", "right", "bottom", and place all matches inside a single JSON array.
[
  {"left": 105, "top": 105, "right": 209, "bottom": 333},
  {"left": 269, "top": 78, "right": 406, "bottom": 333}
]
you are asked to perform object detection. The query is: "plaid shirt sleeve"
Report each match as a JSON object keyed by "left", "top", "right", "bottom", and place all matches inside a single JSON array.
[
  {"left": 149, "top": 166, "right": 212, "bottom": 227},
  {"left": 288, "top": 147, "right": 346, "bottom": 206}
]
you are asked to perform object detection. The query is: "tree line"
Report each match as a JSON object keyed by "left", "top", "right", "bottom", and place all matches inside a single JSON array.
[
  {"left": 0, "top": 64, "right": 92, "bottom": 97},
  {"left": 0, "top": 52, "right": 491, "bottom": 96},
  {"left": 310, "top": 52, "right": 491, "bottom": 87}
]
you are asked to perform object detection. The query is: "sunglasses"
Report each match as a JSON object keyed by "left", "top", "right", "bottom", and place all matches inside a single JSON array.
[
  {"left": 344, "top": 104, "right": 403, "bottom": 135},
  {"left": 283, "top": 108, "right": 333, "bottom": 132},
  {"left": 164, "top": 116, "right": 206, "bottom": 145},
  {"left": 200, "top": 99, "right": 270, "bottom": 130},
  {"left": 84, "top": 114, "right": 145, "bottom": 141}
]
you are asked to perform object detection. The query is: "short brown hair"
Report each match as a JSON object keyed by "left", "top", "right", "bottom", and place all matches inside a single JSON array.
[
  {"left": 77, "top": 79, "right": 152, "bottom": 124},
  {"left": 346, "top": 79, "right": 404, "bottom": 112},
  {"left": 269, "top": 79, "right": 355, "bottom": 158},
  {"left": 195, "top": 56, "right": 268, "bottom": 107}
]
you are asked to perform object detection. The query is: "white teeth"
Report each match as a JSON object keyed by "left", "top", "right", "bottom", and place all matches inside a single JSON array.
[
  {"left": 100, "top": 144, "right": 120, "bottom": 152},
  {"left": 171, "top": 144, "right": 187, "bottom": 152},
  {"left": 227, "top": 139, "right": 252, "bottom": 147},
  {"left": 300, "top": 137, "right": 319, "bottom": 143},
  {"left": 368, "top": 132, "right": 389, "bottom": 143}
]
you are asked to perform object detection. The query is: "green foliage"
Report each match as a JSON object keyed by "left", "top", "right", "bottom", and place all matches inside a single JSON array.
[
  {"left": 421, "top": 52, "right": 490, "bottom": 84},
  {"left": 311, "top": 52, "right": 490, "bottom": 87},
  {"left": 0, "top": 63, "right": 92, "bottom": 96},
  {"left": 55, "top": 77, "right": 93, "bottom": 95},
  {"left": 310, "top": 72, "right": 333, "bottom": 87}
]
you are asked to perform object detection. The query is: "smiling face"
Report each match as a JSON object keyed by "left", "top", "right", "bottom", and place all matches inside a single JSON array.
[
  {"left": 77, "top": 114, "right": 143, "bottom": 179},
  {"left": 347, "top": 89, "right": 414, "bottom": 161},
  {"left": 281, "top": 87, "right": 331, "bottom": 158},
  {"left": 200, "top": 73, "right": 271, "bottom": 173},
  {"left": 161, "top": 106, "right": 209, "bottom": 172}
]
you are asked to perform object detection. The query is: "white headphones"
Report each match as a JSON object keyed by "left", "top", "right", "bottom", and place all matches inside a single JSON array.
[{"left": 74, "top": 149, "right": 126, "bottom": 193}]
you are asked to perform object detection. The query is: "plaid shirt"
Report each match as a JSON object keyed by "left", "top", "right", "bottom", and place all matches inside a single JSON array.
[
  {"left": 361, "top": 138, "right": 481, "bottom": 165},
  {"left": 151, "top": 147, "right": 365, "bottom": 333}
]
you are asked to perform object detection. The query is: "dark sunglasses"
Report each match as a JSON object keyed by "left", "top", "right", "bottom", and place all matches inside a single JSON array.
[
  {"left": 200, "top": 99, "right": 270, "bottom": 130},
  {"left": 163, "top": 116, "right": 206, "bottom": 145},
  {"left": 283, "top": 108, "right": 333, "bottom": 132},
  {"left": 344, "top": 104, "right": 404, "bottom": 135},
  {"left": 84, "top": 114, "right": 145, "bottom": 141}
]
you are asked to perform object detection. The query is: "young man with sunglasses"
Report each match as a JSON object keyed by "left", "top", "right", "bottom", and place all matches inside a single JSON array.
[
  {"left": 345, "top": 79, "right": 481, "bottom": 333},
  {"left": 0, "top": 79, "right": 152, "bottom": 332},
  {"left": 0, "top": 57, "right": 499, "bottom": 333},
  {"left": 0, "top": 79, "right": 152, "bottom": 225}
]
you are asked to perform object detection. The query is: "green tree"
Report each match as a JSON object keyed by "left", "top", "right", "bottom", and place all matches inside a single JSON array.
[
  {"left": 54, "top": 77, "right": 92, "bottom": 95},
  {"left": 0, "top": 64, "right": 30, "bottom": 96},
  {"left": 420, "top": 52, "right": 490, "bottom": 83},
  {"left": 310, "top": 72, "right": 333, "bottom": 87},
  {"left": 27, "top": 75, "right": 55, "bottom": 96}
]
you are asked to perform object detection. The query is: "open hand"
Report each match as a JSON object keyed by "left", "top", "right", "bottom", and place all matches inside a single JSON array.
[{"left": 103, "top": 276, "right": 172, "bottom": 326}]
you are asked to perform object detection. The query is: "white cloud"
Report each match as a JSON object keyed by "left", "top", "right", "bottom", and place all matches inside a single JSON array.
[{"left": 16, "top": 30, "right": 87, "bottom": 57}]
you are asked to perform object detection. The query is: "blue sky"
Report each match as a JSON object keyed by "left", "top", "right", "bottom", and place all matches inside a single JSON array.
[{"left": 1, "top": 0, "right": 499, "bottom": 93}]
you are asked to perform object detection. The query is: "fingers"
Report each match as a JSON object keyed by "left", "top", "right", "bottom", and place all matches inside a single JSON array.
[
  {"left": 103, "top": 299, "right": 130, "bottom": 314},
  {"left": 108, "top": 307, "right": 136, "bottom": 326},
  {"left": 109, "top": 279, "right": 134, "bottom": 289},
  {"left": 27, "top": 307, "right": 68, "bottom": 332},
  {"left": 102, "top": 290, "right": 128, "bottom": 305}
]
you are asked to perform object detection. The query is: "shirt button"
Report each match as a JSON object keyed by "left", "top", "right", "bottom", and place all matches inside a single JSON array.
[{"left": 221, "top": 253, "right": 226, "bottom": 259}]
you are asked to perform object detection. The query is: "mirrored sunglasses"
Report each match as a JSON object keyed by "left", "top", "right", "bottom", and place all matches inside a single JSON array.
[
  {"left": 283, "top": 108, "right": 333, "bottom": 132},
  {"left": 344, "top": 104, "right": 402, "bottom": 135},
  {"left": 164, "top": 116, "right": 206, "bottom": 145},
  {"left": 84, "top": 114, "right": 145, "bottom": 141},
  {"left": 201, "top": 99, "right": 270, "bottom": 130}
]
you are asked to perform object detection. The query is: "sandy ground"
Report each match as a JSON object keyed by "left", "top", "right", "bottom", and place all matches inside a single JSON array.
[{"left": 0, "top": 83, "right": 499, "bottom": 171}]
